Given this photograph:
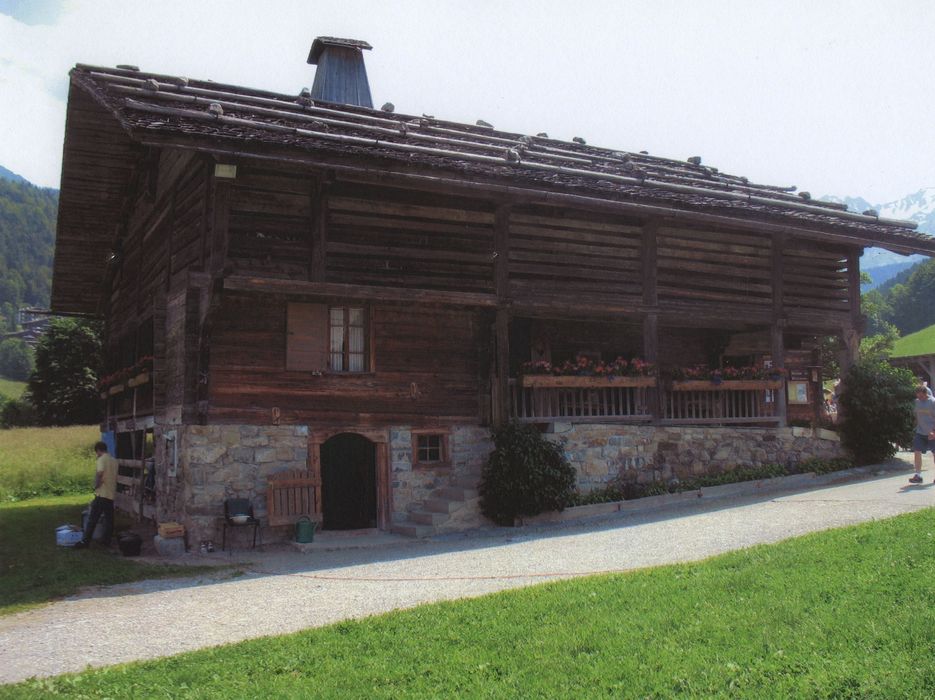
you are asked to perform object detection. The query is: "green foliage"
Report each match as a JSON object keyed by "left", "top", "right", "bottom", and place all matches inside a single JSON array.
[
  {"left": 28, "top": 317, "right": 102, "bottom": 426},
  {"left": 838, "top": 359, "right": 917, "bottom": 464},
  {"left": 8, "top": 509, "right": 935, "bottom": 697},
  {"left": 870, "top": 258, "right": 935, "bottom": 336},
  {"left": 480, "top": 423, "right": 577, "bottom": 525},
  {"left": 0, "top": 495, "right": 217, "bottom": 615},
  {"left": 0, "top": 396, "right": 38, "bottom": 428},
  {"left": 859, "top": 321, "right": 900, "bottom": 362},
  {"left": 0, "top": 178, "right": 56, "bottom": 314},
  {"left": 0, "top": 337, "right": 34, "bottom": 380},
  {"left": 571, "top": 457, "right": 855, "bottom": 507}
]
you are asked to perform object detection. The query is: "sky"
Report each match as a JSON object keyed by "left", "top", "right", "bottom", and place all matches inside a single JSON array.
[{"left": 0, "top": 0, "right": 932, "bottom": 205}]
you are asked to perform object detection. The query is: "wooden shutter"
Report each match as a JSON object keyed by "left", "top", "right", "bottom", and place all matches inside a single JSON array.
[{"left": 286, "top": 303, "right": 329, "bottom": 371}]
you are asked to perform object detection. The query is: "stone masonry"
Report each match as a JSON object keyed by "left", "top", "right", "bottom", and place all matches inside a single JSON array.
[{"left": 164, "top": 421, "right": 843, "bottom": 542}]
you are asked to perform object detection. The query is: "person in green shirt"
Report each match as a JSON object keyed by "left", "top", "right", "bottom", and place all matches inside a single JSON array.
[{"left": 73, "top": 441, "right": 119, "bottom": 548}]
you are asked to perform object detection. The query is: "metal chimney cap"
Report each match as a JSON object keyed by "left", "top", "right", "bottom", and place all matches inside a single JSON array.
[{"left": 308, "top": 37, "right": 372, "bottom": 65}]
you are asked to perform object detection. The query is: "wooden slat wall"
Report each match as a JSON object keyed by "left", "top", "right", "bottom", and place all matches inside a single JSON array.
[
  {"left": 207, "top": 293, "right": 482, "bottom": 425},
  {"left": 782, "top": 242, "right": 851, "bottom": 319},
  {"left": 657, "top": 225, "right": 773, "bottom": 312},
  {"left": 228, "top": 166, "right": 314, "bottom": 279},
  {"left": 326, "top": 183, "right": 495, "bottom": 294},
  {"left": 508, "top": 205, "right": 643, "bottom": 307}
]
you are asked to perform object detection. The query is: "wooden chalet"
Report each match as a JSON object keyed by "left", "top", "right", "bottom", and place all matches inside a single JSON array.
[{"left": 51, "top": 37, "right": 935, "bottom": 540}]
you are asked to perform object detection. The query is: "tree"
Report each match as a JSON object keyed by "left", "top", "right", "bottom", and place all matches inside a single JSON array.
[
  {"left": 0, "top": 338, "right": 34, "bottom": 380},
  {"left": 838, "top": 359, "right": 916, "bottom": 465},
  {"left": 28, "top": 317, "right": 102, "bottom": 425}
]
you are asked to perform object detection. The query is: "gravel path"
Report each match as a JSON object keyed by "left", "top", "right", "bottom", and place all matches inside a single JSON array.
[{"left": 2, "top": 455, "right": 933, "bottom": 685}]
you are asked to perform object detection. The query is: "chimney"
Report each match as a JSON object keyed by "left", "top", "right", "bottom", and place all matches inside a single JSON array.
[{"left": 307, "top": 36, "right": 373, "bottom": 108}]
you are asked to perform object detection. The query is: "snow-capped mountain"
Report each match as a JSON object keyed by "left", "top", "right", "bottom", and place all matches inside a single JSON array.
[{"left": 822, "top": 188, "right": 935, "bottom": 277}]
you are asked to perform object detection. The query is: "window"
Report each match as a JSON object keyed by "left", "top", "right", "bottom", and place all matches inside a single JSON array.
[
  {"left": 329, "top": 306, "right": 368, "bottom": 372},
  {"left": 412, "top": 431, "right": 449, "bottom": 468}
]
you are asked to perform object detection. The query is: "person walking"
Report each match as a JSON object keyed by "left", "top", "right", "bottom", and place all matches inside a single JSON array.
[
  {"left": 909, "top": 384, "right": 935, "bottom": 484},
  {"left": 73, "top": 441, "right": 118, "bottom": 548}
]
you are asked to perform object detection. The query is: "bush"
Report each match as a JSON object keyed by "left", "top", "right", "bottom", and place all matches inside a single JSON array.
[
  {"left": 838, "top": 359, "right": 917, "bottom": 465},
  {"left": 0, "top": 396, "right": 37, "bottom": 428},
  {"left": 479, "top": 423, "right": 577, "bottom": 525}
]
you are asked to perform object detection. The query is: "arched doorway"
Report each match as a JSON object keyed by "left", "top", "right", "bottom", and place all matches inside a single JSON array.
[{"left": 320, "top": 433, "right": 377, "bottom": 530}]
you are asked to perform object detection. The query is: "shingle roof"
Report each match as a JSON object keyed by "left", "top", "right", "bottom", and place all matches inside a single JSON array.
[
  {"left": 52, "top": 63, "right": 935, "bottom": 314},
  {"left": 71, "top": 63, "right": 935, "bottom": 247}
]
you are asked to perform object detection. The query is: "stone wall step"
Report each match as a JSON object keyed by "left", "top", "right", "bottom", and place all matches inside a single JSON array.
[
  {"left": 390, "top": 522, "right": 435, "bottom": 538},
  {"left": 424, "top": 498, "right": 463, "bottom": 514},
  {"left": 432, "top": 487, "right": 476, "bottom": 502},
  {"left": 410, "top": 510, "right": 449, "bottom": 526}
]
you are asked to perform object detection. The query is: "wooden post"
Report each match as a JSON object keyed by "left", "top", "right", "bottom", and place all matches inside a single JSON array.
[
  {"left": 771, "top": 234, "right": 787, "bottom": 426},
  {"left": 310, "top": 180, "right": 327, "bottom": 282},
  {"left": 641, "top": 219, "right": 659, "bottom": 307},
  {"left": 494, "top": 204, "right": 510, "bottom": 299},
  {"left": 208, "top": 179, "right": 232, "bottom": 279},
  {"left": 643, "top": 312, "right": 661, "bottom": 423},
  {"left": 494, "top": 308, "right": 510, "bottom": 427}
]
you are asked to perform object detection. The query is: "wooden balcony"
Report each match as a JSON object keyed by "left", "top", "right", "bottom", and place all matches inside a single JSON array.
[
  {"left": 509, "top": 376, "right": 783, "bottom": 425},
  {"left": 663, "top": 380, "right": 782, "bottom": 425},
  {"left": 510, "top": 376, "right": 655, "bottom": 422}
]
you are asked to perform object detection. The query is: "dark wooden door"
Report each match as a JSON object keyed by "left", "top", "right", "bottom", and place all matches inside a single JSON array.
[{"left": 320, "top": 433, "right": 376, "bottom": 530}]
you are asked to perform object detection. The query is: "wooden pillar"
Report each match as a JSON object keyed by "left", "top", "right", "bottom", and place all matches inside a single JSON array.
[
  {"left": 642, "top": 220, "right": 659, "bottom": 420},
  {"left": 494, "top": 308, "right": 510, "bottom": 427},
  {"left": 771, "top": 234, "right": 787, "bottom": 425},
  {"left": 840, "top": 248, "right": 863, "bottom": 377},
  {"left": 494, "top": 204, "right": 510, "bottom": 298},
  {"left": 492, "top": 204, "right": 511, "bottom": 426},
  {"left": 208, "top": 178, "right": 232, "bottom": 279},
  {"left": 310, "top": 179, "right": 327, "bottom": 282}
]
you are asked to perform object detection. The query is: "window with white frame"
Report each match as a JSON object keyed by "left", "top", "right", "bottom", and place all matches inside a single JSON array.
[{"left": 329, "top": 306, "right": 368, "bottom": 372}]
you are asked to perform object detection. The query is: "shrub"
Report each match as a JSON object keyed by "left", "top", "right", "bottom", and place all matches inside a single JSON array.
[
  {"left": 838, "top": 359, "right": 916, "bottom": 465},
  {"left": 0, "top": 396, "right": 38, "bottom": 428},
  {"left": 0, "top": 338, "right": 34, "bottom": 380},
  {"left": 480, "top": 423, "right": 577, "bottom": 525}
]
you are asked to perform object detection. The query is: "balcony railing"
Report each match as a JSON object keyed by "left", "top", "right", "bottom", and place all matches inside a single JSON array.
[
  {"left": 662, "top": 380, "right": 782, "bottom": 425},
  {"left": 510, "top": 376, "right": 655, "bottom": 422},
  {"left": 509, "top": 377, "right": 783, "bottom": 425}
]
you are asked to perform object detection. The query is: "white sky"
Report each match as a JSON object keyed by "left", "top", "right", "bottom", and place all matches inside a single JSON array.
[{"left": 0, "top": 0, "right": 932, "bottom": 204}]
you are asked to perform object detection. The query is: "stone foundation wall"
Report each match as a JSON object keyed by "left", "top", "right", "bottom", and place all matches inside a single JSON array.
[
  {"left": 176, "top": 424, "right": 309, "bottom": 543},
  {"left": 549, "top": 423, "right": 845, "bottom": 492},
  {"left": 389, "top": 425, "right": 492, "bottom": 523},
  {"left": 162, "top": 421, "right": 842, "bottom": 542}
]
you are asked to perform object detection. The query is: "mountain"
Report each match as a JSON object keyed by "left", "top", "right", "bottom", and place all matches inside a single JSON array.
[
  {"left": 0, "top": 165, "right": 29, "bottom": 185},
  {"left": 0, "top": 173, "right": 58, "bottom": 332},
  {"left": 823, "top": 188, "right": 935, "bottom": 289}
]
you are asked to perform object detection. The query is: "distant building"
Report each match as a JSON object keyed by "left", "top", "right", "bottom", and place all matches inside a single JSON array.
[{"left": 0, "top": 308, "right": 51, "bottom": 348}]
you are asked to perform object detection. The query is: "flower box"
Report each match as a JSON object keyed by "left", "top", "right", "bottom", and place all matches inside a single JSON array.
[
  {"left": 521, "top": 375, "right": 657, "bottom": 389},
  {"left": 127, "top": 372, "right": 150, "bottom": 388},
  {"left": 108, "top": 383, "right": 125, "bottom": 396},
  {"left": 670, "top": 379, "right": 782, "bottom": 391}
]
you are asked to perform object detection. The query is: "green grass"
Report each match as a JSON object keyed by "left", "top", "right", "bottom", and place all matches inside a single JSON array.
[
  {"left": 892, "top": 323, "right": 935, "bottom": 358},
  {"left": 0, "top": 425, "right": 99, "bottom": 501},
  {"left": 0, "top": 376, "right": 27, "bottom": 400},
  {"left": 0, "top": 495, "right": 217, "bottom": 617},
  {"left": 4, "top": 508, "right": 934, "bottom": 698}
]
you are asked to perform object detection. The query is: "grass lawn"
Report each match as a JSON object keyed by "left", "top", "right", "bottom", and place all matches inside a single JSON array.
[
  {"left": 3, "top": 508, "right": 934, "bottom": 698},
  {"left": 892, "top": 323, "right": 935, "bottom": 359},
  {"left": 0, "top": 495, "right": 217, "bottom": 617},
  {"left": 0, "top": 425, "right": 99, "bottom": 501},
  {"left": 0, "top": 376, "right": 27, "bottom": 400}
]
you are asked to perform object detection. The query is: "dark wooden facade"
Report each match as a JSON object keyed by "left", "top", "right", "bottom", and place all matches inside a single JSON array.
[{"left": 51, "top": 60, "right": 935, "bottom": 532}]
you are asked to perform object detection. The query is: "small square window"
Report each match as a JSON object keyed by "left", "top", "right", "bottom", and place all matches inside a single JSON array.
[{"left": 413, "top": 432, "right": 449, "bottom": 468}]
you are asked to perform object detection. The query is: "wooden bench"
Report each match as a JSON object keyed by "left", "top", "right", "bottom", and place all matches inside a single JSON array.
[{"left": 266, "top": 469, "right": 321, "bottom": 527}]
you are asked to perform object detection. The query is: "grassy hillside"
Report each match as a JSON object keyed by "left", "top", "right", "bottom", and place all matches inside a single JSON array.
[
  {"left": 0, "top": 425, "right": 99, "bottom": 501},
  {"left": 891, "top": 323, "right": 935, "bottom": 358}
]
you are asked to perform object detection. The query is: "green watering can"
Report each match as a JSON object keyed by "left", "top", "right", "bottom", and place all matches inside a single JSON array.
[{"left": 295, "top": 516, "right": 316, "bottom": 543}]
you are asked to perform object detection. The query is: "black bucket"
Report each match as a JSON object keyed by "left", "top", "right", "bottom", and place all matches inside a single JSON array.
[{"left": 117, "top": 532, "right": 142, "bottom": 557}]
